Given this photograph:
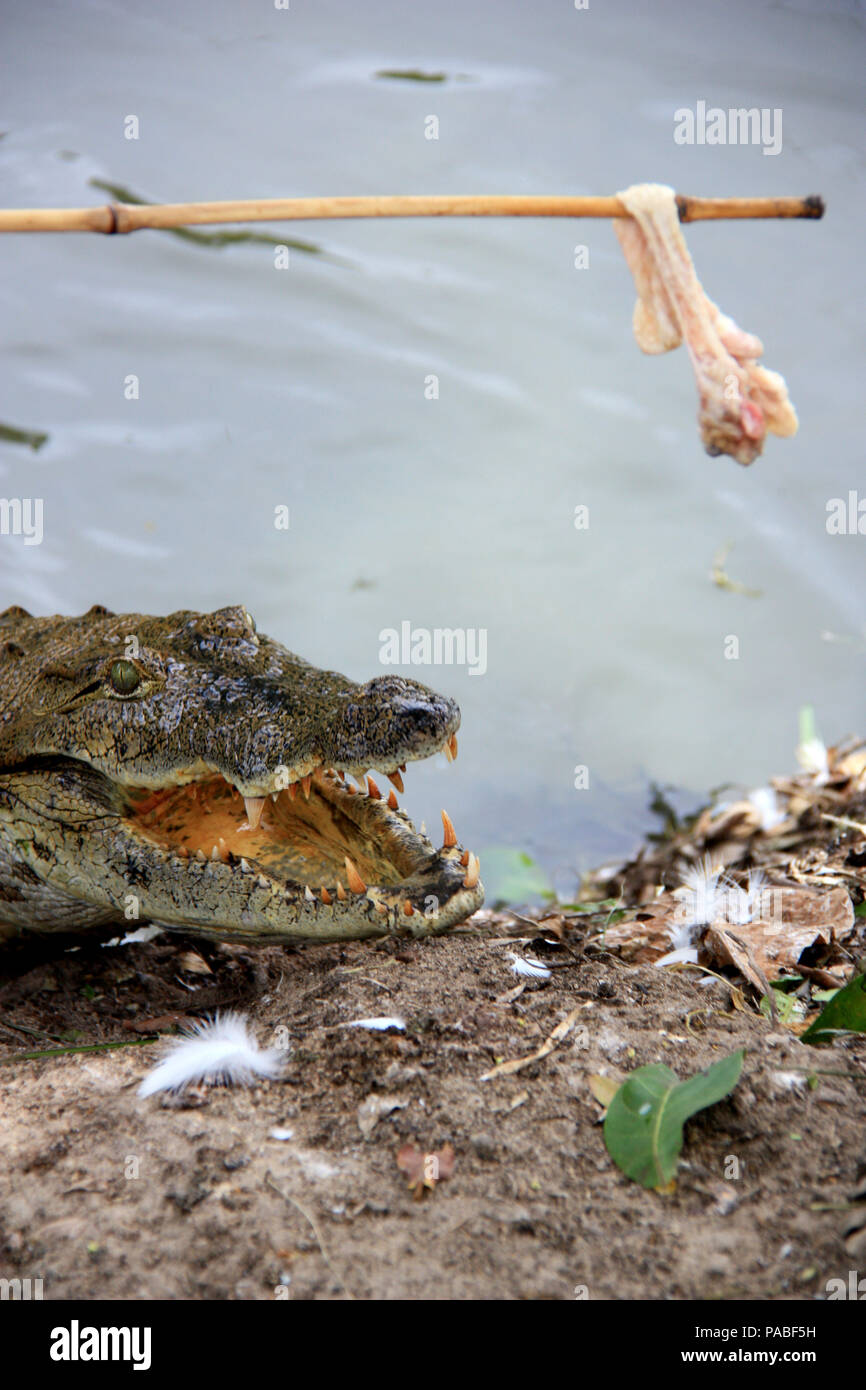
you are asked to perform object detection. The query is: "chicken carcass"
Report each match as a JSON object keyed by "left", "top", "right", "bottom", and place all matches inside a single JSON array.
[{"left": 614, "top": 183, "right": 798, "bottom": 465}]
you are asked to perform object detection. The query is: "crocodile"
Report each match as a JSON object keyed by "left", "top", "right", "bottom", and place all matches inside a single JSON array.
[{"left": 0, "top": 604, "right": 483, "bottom": 944}]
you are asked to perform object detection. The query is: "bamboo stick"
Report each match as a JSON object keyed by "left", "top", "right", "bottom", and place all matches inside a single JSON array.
[{"left": 0, "top": 192, "right": 825, "bottom": 235}]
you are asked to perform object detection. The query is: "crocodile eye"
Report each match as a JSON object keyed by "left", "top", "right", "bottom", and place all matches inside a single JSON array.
[{"left": 108, "top": 660, "right": 141, "bottom": 695}]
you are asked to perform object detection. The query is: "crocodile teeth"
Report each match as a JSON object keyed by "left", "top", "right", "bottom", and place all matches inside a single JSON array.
[
  {"left": 460, "top": 849, "right": 470, "bottom": 867},
  {"left": 374, "top": 901, "right": 388, "bottom": 916},
  {"left": 301, "top": 775, "right": 312, "bottom": 800},
  {"left": 449, "top": 734, "right": 458, "bottom": 760},
  {"left": 344, "top": 857, "right": 367, "bottom": 894},
  {"left": 243, "top": 796, "right": 266, "bottom": 830},
  {"left": 442, "top": 740, "right": 454, "bottom": 763},
  {"left": 304, "top": 885, "right": 315, "bottom": 903},
  {"left": 387, "top": 770, "right": 404, "bottom": 793},
  {"left": 403, "top": 900, "right": 414, "bottom": 917},
  {"left": 287, "top": 782, "right": 298, "bottom": 801},
  {"left": 195, "top": 849, "right": 207, "bottom": 863},
  {"left": 211, "top": 845, "right": 221, "bottom": 861},
  {"left": 366, "top": 775, "right": 381, "bottom": 800},
  {"left": 441, "top": 809, "right": 458, "bottom": 848},
  {"left": 387, "top": 789, "right": 399, "bottom": 811},
  {"left": 320, "top": 887, "right": 332, "bottom": 905},
  {"left": 336, "top": 880, "right": 347, "bottom": 901},
  {"left": 462, "top": 853, "right": 480, "bottom": 889}
]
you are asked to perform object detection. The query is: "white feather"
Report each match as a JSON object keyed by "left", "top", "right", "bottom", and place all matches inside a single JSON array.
[
  {"left": 137, "top": 1012, "right": 285, "bottom": 1097},
  {"left": 796, "top": 736, "right": 829, "bottom": 779},
  {"left": 655, "top": 944, "right": 699, "bottom": 968},
  {"left": 747, "top": 786, "right": 786, "bottom": 831},
  {"left": 507, "top": 952, "right": 552, "bottom": 979},
  {"left": 671, "top": 855, "right": 725, "bottom": 938},
  {"left": 341, "top": 1016, "right": 406, "bottom": 1032}
]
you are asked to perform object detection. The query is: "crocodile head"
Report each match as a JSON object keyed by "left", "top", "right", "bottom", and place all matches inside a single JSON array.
[{"left": 0, "top": 605, "right": 483, "bottom": 942}]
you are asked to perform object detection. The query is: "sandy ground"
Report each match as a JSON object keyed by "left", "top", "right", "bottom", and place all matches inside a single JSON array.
[{"left": 1, "top": 916, "right": 864, "bottom": 1301}]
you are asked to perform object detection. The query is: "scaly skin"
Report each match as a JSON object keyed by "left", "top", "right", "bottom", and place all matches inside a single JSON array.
[{"left": 0, "top": 605, "right": 483, "bottom": 942}]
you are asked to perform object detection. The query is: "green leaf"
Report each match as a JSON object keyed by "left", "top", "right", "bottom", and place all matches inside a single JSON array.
[
  {"left": 88, "top": 179, "right": 328, "bottom": 257},
  {"left": 760, "top": 989, "right": 806, "bottom": 1024},
  {"left": 603, "top": 1049, "right": 745, "bottom": 1189},
  {"left": 375, "top": 69, "right": 448, "bottom": 82},
  {"left": 0, "top": 421, "right": 49, "bottom": 450},
  {"left": 557, "top": 898, "right": 620, "bottom": 914},
  {"left": 477, "top": 847, "right": 554, "bottom": 906},
  {"left": 798, "top": 704, "right": 819, "bottom": 745},
  {"left": 801, "top": 973, "right": 866, "bottom": 1044}
]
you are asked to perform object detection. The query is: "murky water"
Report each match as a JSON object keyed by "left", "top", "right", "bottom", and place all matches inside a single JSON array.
[{"left": 1, "top": 0, "right": 864, "bottom": 899}]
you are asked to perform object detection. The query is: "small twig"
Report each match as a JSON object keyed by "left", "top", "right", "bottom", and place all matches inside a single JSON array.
[
  {"left": 821, "top": 813, "right": 866, "bottom": 837},
  {"left": 264, "top": 1171, "right": 355, "bottom": 1300},
  {"left": 0, "top": 192, "right": 826, "bottom": 235},
  {"left": 711, "top": 542, "right": 762, "bottom": 598},
  {"left": 479, "top": 1006, "right": 584, "bottom": 1081}
]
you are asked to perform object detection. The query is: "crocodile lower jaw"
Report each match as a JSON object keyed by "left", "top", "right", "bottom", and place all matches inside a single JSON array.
[{"left": 126, "top": 764, "right": 483, "bottom": 941}]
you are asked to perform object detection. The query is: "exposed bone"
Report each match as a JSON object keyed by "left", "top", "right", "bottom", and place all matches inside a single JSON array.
[{"left": 614, "top": 183, "right": 798, "bottom": 465}]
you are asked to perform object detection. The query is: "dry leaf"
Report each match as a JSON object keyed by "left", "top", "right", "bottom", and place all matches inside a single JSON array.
[
  {"left": 603, "top": 899, "right": 679, "bottom": 963},
  {"left": 703, "top": 885, "right": 854, "bottom": 984},
  {"left": 396, "top": 1143, "right": 456, "bottom": 1199},
  {"left": 588, "top": 1074, "right": 621, "bottom": 1111},
  {"left": 178, "top": 951, "right": 213, "bottom": 975},
  {"left": 357, "top": 1094, "right": 407, "bottom": 1140}
]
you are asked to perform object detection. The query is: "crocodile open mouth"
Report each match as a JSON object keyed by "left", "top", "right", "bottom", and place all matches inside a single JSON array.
[{"left": 124, "top": 734, "right": 483, "bottom": 941}]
